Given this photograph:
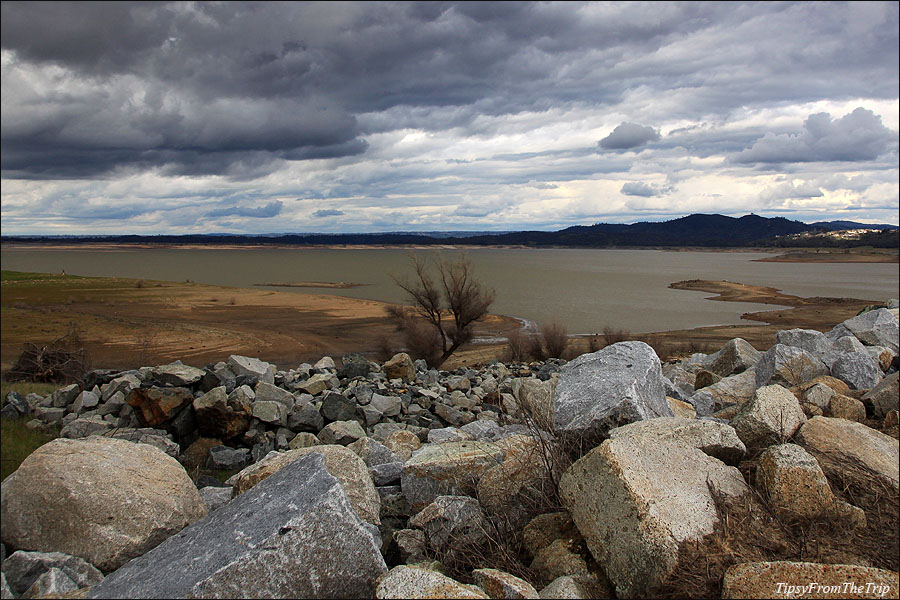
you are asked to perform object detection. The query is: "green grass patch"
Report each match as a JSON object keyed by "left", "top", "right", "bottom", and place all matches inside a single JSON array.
[
  {"left": 1, "top": 418, "right": 58, "bottom": 480},
  {"left": 1, "top": 381, "right": 59, "bottom": 399}
]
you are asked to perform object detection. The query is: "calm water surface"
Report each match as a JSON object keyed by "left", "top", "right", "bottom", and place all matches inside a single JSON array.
[{"left": 2, "top": 247, "right": 897, "bottom": 335}]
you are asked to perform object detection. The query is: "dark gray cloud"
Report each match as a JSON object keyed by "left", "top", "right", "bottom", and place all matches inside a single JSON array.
[
  {"left": 312, "top": 209, "right": 345, "bottom": 218},
  {"left": 599, "top": 123, "right": 661, "bottom": 150},
  {"left": 731, "top": 108, "right": 896, "bottom": 164},
  {"left": 205, "top": 201, "right": 283, "bottom": 218},
  {"left": 621, "top": 182, "right": 672, "bottom": 197}
]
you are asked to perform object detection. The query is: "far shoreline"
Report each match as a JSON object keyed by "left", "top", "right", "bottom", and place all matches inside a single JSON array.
[{"left": 3, "top": 242, "right": 896, "bottom": 263}]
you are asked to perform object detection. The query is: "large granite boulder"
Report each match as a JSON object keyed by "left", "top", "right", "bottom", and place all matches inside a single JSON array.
[
  {"left": 558, "top": 423, "right": 750, "bottom": 598},
  {"left": 795, "top": 416, "right": 899, "bottom": 495},
  {"left": 755, "top": 344, "right": 827, "bottom": 388},
  {"left": 408, "top": 495, "right": 488, "bottom": 550},
  {"left": 401, "top": 441, "right": 505, "bottom": 510},
  {"left": 230, "top": 444, "right": 380, "bottom": 525},
  {"left": 607, "top": 417, "right": 746, "bottom": 465},
  {"left": 775, "top": 329, "right": 831, "bottom": 362},
  {"left": 87, "top": 453, "right": 387, "bottom": 599},
  {"left": 730, "top": 385, "right": 806, "bottom": 450},
  {"left": 375, "top": 566, "right": 488, "bottom": 599},
  {"left": 830, "top": 352, "right": 883, "bottom": 391},
  {"left": 756, "top": 443, "right": 864, "bottom": 526},
  {"left": 840, "top": 308, "right": 899, "bottom": 354},
  {"left": 1, "top": 437, "right": 206, "bottom": 573},
  {"left": 553, "top": 342, "right": 671, "bottom": 444}
]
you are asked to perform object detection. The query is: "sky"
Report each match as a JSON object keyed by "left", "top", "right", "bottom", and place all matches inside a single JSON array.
[{"left": 1, "top": 1, "right": 898, "bottom": 236}]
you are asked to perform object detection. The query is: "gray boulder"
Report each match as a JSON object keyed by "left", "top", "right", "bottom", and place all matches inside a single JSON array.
[
  {"left": 686, "top": 368, "right": 758, "bottom": 416},
  {"left": 59, "top": 416, "right": 113, "bottom": 439},
  {"left": 150, "top": 364, "right": 206, "bottom": 387},
  {"left": 775, "top": 329, "right": 831, "bottom": 362},
  {"left": 87, "top": 453, "right": 387, "bottom": 599},
  {"left": 755, "top": 344, "right": 827, "bottom": 388},
  {"left": 402, "top": 441, "right": 505, "bottom": 510},
  {"left": 731, "top": 385, "right": 807, "bottom": 450},
  {"left": 2, "top": 551, "right": 103, "bottom": 596},
  {"left": 251, "top": 400, "right": 289, "bottom": 426},
  {"left": 226, "top": 355, "right": 275, "bottom": 385},
  {"left": 830, "top": 352, "right": 883, "bottom": 390},
  {"left": 253, "top": 381, "right": 295, "bottom": 411},
  {"left": 1, "top": 437, "right": 205, "bottom": 573},
  {"left": 409, "top": 495, "right": 488, "bottom": 550},
  {"left": 705, "top": 338, "right": 762, "bottom": 377},
  {"left": 840, "top": 308, "right": 899, "bottom": 353},
  {"left": 863, "top": 372, "right": 900, "bottom": 418},
  {"left": 607, "top": 417, "right": 746, "bottom": 465},
  {"left": 553, "top": 342, "right": 671, "bottom": 444},
  {"left": 206, "top": 445, "right": 251, "bottom": 470}
]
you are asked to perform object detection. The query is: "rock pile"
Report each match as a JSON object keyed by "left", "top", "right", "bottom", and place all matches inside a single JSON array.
[{"left": 1, "top": 303, "right": 898, "bottom": 599}]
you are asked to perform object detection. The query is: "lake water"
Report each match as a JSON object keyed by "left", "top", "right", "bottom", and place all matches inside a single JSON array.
[{"left": 2, "top": 246, "right": 897, "bottom": 335}]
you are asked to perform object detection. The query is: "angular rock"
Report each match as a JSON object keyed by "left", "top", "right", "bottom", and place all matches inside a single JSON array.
[
  {"left": 796, "top": 416, "right": 899, "bottom": 495},
  {"left": 103, "top": 427, "right": 180, "bottom": 458},
  {"left": 731, "top": 385, "right": 807, "bottom": 450},
  {"left": 288, "top": 400, "right": 324, "bottom": 432},
  {"left": 370, "top": 461, "right": 403, "bottom": 486},
  {"left": 688, "top": 368, "right": 759, "bottom": 416},
  {"left": 206, "top": 445, "right": 251, "bottom": 470},
  {"left": 101, "top": 374, "right": 140, "bottom": 402},
  {"left": 472, "top": 568, "right": 540, "bottom": 600},
  {"left": 775, "top": 329, "right": 831, "bottom": 362},
  {"left": 402, "top": 441, "right": 505, "bottom": 510},
  {"left": 320, "top": 391, "right": 357, "bottom": 422},
  {"left": 251, "top": 400, "right": 289, "bottom": 426},
  {"left": 253, "top": 381, "right": 295, "bottom": 410},
  {"left": 409, "top": 495, "right": 488, "bottom": 549},
  {"left": 59, "top": 415, "right": 113, "bottom": 439},
  {"left": 288, "top": 432, "right": 321, "bottom": 449},
  {"left": 231, "top": 444, "right": 381, "bottom": 525},
  {"left": 371, "top": 393, "right": 403, "bottom": 418},
  {"left": 831, "top": 351, "right": 883, "bottom": 390},
  {"left": 2, "top": 551, "right": 103, "bottom": 596},
  {"left": 226, "top": 355, "right": 275, "bottom": 384},
  {"left": 705, "top": 338, "right": 762, "bottom": 377},
  {"left": 608, "top": 417, "right": 746, "bottom": 465},
  {"left": 522, "top": 512, "right": 577, "bottom": 559},
  {"left": 383, "top": 429, "right": 422, "bottom": 462},
  {"left": 125, "top": 386, "right": 193, "bottom": 428},
  {"left": 50, "top": 384, "right": 80, "bottom": 408},
  {"left": 694, "top": 369, "right": 721, "bottom": 390},
  {"left": 87, "top": 453, "right": 387, "bottom": 599},
  {"left": 348, "top": 437, "right": 400, "bottom": 467},
  {"left": 314, "top": 356, "right": 336, "bottom": 370},
  {"left": 71, "top": 390, "right": 100, "bottom": 413},
  {"left": 338, "top": 353, "right": 373, "bottom": 379},
  {"left": 826, "top": 393, "right": 867, "bottom": 422},
  {"left": 1, "top": 437, "right": 205, "bottom": 573},
  {"left": 477, "top": 435, "right": 552, "bottom": 525},
  {"left": 802, "top": 382, "right": 835, "bottom": 412},
  {"left": 150, "top": 364, "right": 206, "bottom": 387},
  {"left": 863, "top": 372, "right": 899, "bottom": 418},
  {"left": 21, "top": 568, "right": 79, "bottom": 599},
  {"left": 198, "top": 486, "right": 232, "bottom": 512},
  {"left": 756, "top": 443, "right": 865, "bottom": 526},
  {"left": 755, "top": 344, "right": 828, "bottom": 388},
  {"left": 721, "top": 561, "right": 898, "bottom": 600},
  {"left": 538, "top": 575, "right": 611, "bottom": 600},
  {"left": 666, "top": 397, "right": 697, "bottom": 419},
  {"left": 553, "top": 342, "right": 671, "bottom": 444},
  {"left": 297, "top": 373, "right": 334, "bottom": 395},
  {"left": 530, "top": 538, "right": 591, "bottom": 589},
  {"left": 383, "top": 353, "right": 416, "bottom": 382},
  {"left": 192, "top": 386, "right": 251, "bottom": 440},
  {"left": 840, "top": 308, "right": 899, "bottom": 353},
  {"left": 375, "top": 566, "right": 488, "bottom": 599},
  {"left": 318, "top": 419, "right": 367, "bottom": 446},
  {"left": 558, "top": 432, "right": 750, "bottom": 598}
]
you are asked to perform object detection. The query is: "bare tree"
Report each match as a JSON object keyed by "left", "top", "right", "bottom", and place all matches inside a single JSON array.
[{"left": 391, "top": 253, "right": 496, "bottom": 367}]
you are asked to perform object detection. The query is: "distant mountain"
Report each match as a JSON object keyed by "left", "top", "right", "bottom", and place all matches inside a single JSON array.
[
  {"left": 810, "top": 220, "right": 898, "bottom": 231},
  {"left": 2, "top": 214, "right": 896, "bottom": 248}
]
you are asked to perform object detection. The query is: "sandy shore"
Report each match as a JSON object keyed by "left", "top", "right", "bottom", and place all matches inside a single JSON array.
[{"left": 0, "top": 273, "right": 884, "bottom": 373}]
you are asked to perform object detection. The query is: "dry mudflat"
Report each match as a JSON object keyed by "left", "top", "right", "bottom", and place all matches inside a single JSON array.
[{"left": 0, "top": 257, "right": 889, "bottom": 373}]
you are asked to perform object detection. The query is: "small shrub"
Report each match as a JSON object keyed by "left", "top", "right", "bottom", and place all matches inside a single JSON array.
[
  {"left": 505, "top": 329, "right": 532, "bottom": 363},
  {"left": 602, "top": 325, "right": 630, "bottom": 346},
  {"left": 5, "top": 324, "right": 90, "bottom": 384},
  {"left": 540, "top": 321, "right": 569, "bottom": 359}
]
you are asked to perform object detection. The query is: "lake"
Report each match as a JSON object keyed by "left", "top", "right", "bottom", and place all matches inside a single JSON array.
[{"left": 2, "top": 246, "right": 897, "bottom": 335}]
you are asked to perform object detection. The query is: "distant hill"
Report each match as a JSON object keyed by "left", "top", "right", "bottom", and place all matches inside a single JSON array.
[{"left": 2, "top": 214, "right": 897, "bottom": 248}]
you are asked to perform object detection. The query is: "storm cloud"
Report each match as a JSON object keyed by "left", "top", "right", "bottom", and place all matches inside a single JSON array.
[{"left": 1, "top": 1, "right": 898, "bottom": 233}]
